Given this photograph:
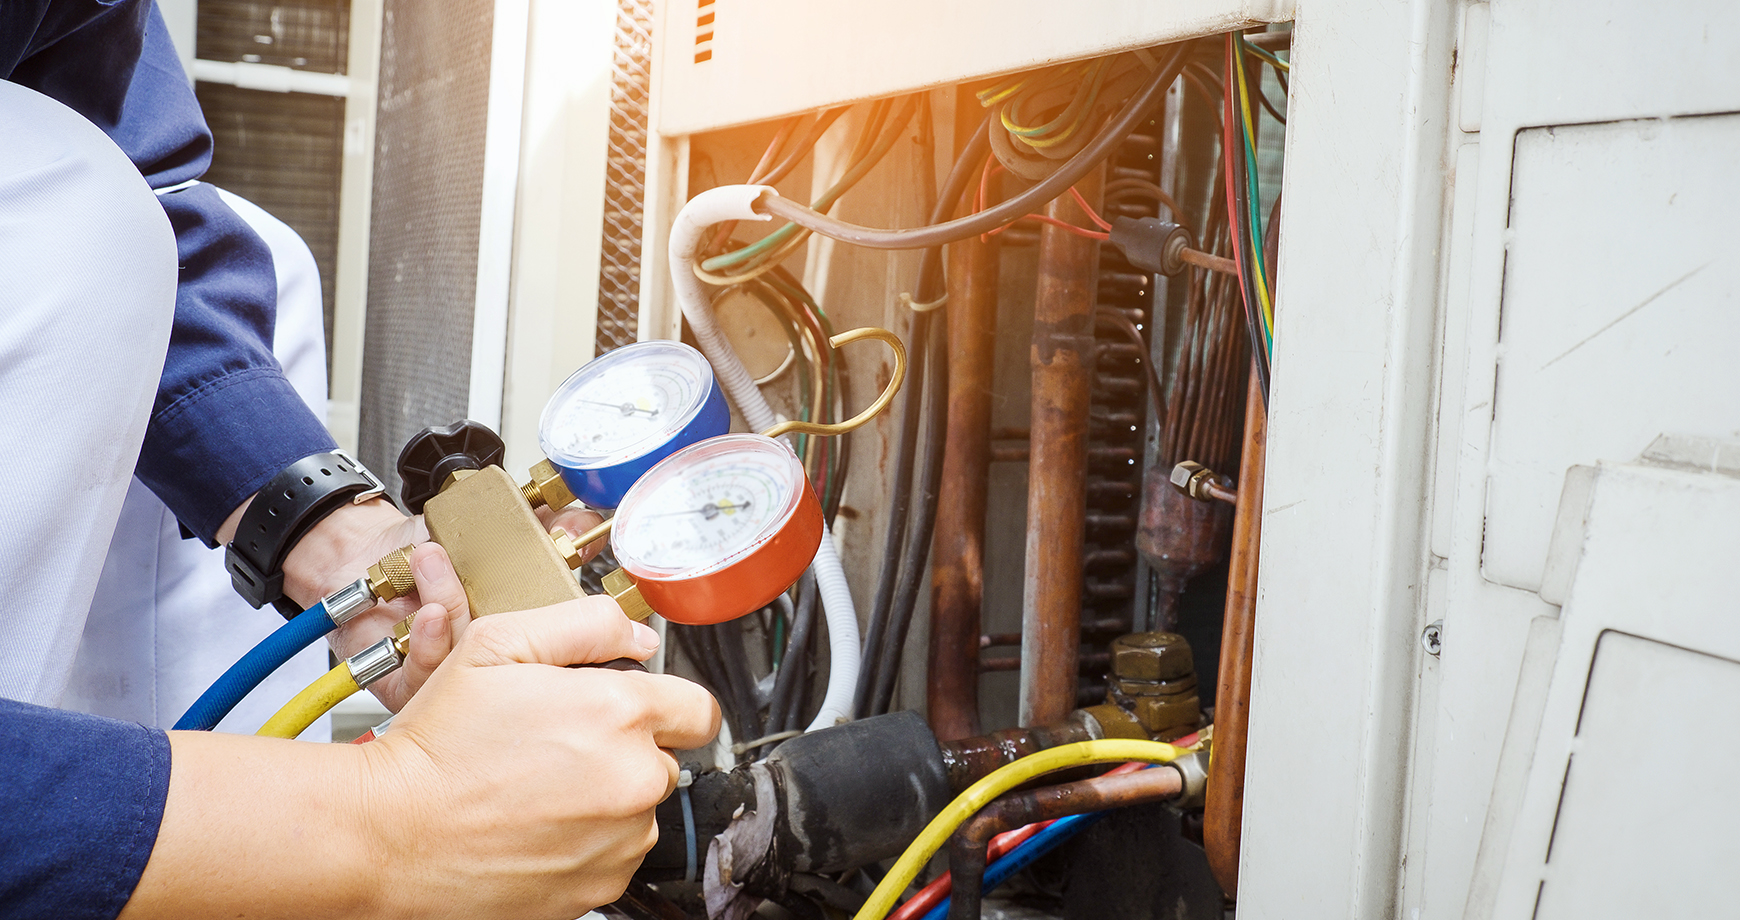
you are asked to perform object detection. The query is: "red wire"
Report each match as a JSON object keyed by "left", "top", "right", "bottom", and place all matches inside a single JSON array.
[
  {"left": 1068, "top": 185, "right": 1114, "bottom": 231},
  {"left": 885, "top": 759, "right": 1158, "bottom": 920},
  {"left": 975, "top": 159, "right": 1111, "bottom": 241}
]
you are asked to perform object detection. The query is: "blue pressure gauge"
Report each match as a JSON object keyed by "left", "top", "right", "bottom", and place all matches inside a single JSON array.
[{"left": 538, "top": 340, "right": 730, "bottom": 509}]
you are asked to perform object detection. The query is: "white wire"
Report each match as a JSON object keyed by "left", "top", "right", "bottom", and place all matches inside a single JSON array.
[{"left": 668, "top": 185, "right": 860, "bottom": 732}]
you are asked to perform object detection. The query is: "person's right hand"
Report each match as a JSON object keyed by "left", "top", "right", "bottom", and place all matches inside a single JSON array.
[{"left": 361, "top": 597, "right": 720, "bottom": 918}]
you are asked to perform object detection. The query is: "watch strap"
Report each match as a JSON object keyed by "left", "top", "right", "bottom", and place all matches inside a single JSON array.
[{"left": 224, "top": 450, "right": 386, "bottom": 618}]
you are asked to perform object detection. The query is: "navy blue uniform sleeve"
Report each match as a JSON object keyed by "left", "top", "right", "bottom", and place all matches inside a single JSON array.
[
  {"left": 0, "top": 699, "right": 171, "bottom": 920},
  {"left": 6, "top": 0, "right": 337, "bottom": 544}
]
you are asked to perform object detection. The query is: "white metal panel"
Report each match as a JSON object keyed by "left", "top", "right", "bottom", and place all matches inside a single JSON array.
[
  {"left": 1532, "top": 633, "right": 1740, "bottom": 920},
  {"left": 1237, "top": 1, "right": 1457, "bottom": 916},
  {"left": 1408, "top": 2, "right": 1740, "bottom": 915},
  {"left": 1485, "top": 454, "right": 1740, "bottom": 918},
  {"left": 499, "top": 0, "right": 619, "bottom": 476},
  {"left": 467, "top": 0, "right": 532, "bottom": 430},
  {"left": 654, "top": 0, "right": 1291, "bottom": 134},
  {"left": 326, "top": 0, "right": 384, "bottom": 453},
  {"left": 1482, "top": 115, "right": 1740, "bottom": 591}
]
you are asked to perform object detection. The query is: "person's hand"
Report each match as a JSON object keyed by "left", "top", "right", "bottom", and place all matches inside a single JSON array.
[
  {"left": 363, "top": 598, "right": 720, "bottom": 916},
  {"left": 133, "top": 599, "right": 719, "bottom": 920},
  {"left": 218, "top": 492, "right": 605, "bottom": 711}
]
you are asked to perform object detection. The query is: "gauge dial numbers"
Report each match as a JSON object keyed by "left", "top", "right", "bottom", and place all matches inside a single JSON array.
[{"left": 612, "top": 434, "right": 823, "bottom": 625}]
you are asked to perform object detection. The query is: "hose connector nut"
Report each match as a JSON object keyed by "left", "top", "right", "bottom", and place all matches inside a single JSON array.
[
  {"left": 345, "top": 636, "right": 404, "bottom": 689},
  {"left": 1167, "top": 750, "right": 1210, "bottom": 809},
  {"left": 367, "top": 545, "right": 417, "bottom": 602},
  {"left": 324, "top": 577, "right": 378, "bottom": 627}
]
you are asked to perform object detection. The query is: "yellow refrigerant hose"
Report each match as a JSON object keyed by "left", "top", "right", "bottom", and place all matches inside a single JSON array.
[
  {"left": 256, "top": 662, "right": 360, "bottom": 739},
  {"left": 853, "top": 738, "right": 1185, "bottom": 920}
]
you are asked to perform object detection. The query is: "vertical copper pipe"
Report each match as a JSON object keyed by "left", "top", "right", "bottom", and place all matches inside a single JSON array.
[
  {"left": 1204, "top": 367, "right": 1266, "bottom": 897},
  {"left": 1019, "top": 164, "right": 1105, "bottom": 727},
  {"left": 927, "top": 227, "right": 1001, "bottom": 741}
]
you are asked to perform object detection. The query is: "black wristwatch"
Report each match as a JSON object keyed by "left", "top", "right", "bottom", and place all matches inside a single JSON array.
[{"left": 224, "top": 450, "right": 387, "bottom": 618}]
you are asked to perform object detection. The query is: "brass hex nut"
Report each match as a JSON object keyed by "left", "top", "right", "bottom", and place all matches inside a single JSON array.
[
  {"left": 1111, "top": 632, "right": 1195, "bottom": 682},
  {"left": 1113, "top": 673, "right": 1198, "bottom": 699},
  {"left": 522, "top": 458, "right": 578, "bottom": 511},
  {"left": 1127, "top": 693, "right": 1202, "bottom": 736}
]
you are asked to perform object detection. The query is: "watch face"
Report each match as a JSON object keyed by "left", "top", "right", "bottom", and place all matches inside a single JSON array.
[
  {"left": 539, "top": 340, "right": 716, "bottom": 470},
  {"left": 612, "top": 435, "right": 807, "bottom": 579}
]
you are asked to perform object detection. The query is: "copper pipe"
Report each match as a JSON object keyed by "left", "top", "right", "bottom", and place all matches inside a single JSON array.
[
  {"left": 991, "top": 445, "right": 1136, "bottom": 465},
  {"left": 980, "top": 651, "right": 1107, "bottom": 673},
  {"left": 1204, "top": 368, "right": 1266, "bottom": 897},
  {"left": 1179, "top": 246, "right": 1240, "bottom": 276},
  {"left": 925, "top": 212, "right": 1001, "bottom": 742},
  {"left": 937, "top": 717, "right": 1104, "bottom": 793},
  {"left": 1020, "top": 164, "right": 1105, "bottom": 727},
  {"left": 946, "top": 767, "right": 1184, "bottom": 920}
]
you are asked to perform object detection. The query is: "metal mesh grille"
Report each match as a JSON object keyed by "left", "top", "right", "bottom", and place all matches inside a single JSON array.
[
  {"left": 357, "top": 0, "right": 494, "bottom": 497},
  {"left": 195, "top": 83, "right": 346, "bottom": 371},
  {"left": 196, "top": 0, "right": 351, "bottom": 72},
  {"left": 593, "top": 0, "right": 654, "bottom": 352}
]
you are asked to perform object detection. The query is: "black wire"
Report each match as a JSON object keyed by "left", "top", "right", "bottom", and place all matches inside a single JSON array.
[
  {"left": 869, "top": 322, "right": 948, "bottom": 716},
  {"left": 852, "top": 307, "right": 929, "bottom": 717},
  {"left": 714, "top": 618, "right": 765, "bottom": 757},
  {"left": 1250, "top": 68, "right": 1287, "bottom": 125},
  {"left": 851, "top": 106, "right": 994, "bottom": 718},
  {"left": 756, "top": 44, "right": 1188, "bottom": 250},
  {"left": 764, "top": 571, "right": 817, "bottom": 745},
  {"left": 758, "top": 106, "right": 849, "bottom": 187}
]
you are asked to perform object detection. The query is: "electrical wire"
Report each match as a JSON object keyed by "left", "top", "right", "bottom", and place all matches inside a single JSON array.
[
  {"left": 754, "top": 45, "right": 1189, "bottom": 251},
  {"left": 173, "top": 601, "right": 337, "bottom": 731},
  {"left": 1244, "top": 42, "right": 1290, "bottom": 73},
  {"left": 1222, "top": 34, "right": 1272, "bottom": 401},
  {"left": 702, "top": 95, "right": 918, "bottom": 276},
  {"left": 850, "top": 739, "right": 1183, "bottom": 920},
  {"left": 256, "top": 661, "right": 359, "bottom": 739}
]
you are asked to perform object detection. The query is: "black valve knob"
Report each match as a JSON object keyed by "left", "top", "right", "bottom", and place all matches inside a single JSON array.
[{"left": 396, "top": 420, "right": 506, "bottom": 513}]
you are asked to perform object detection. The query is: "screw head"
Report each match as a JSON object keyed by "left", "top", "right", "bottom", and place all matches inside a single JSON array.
[{"left": 1421, "top": 620, "right": 1444, "bottom": 657}]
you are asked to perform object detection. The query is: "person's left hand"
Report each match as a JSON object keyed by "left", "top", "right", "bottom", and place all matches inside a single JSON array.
[{"left": 271, "top": 498, "right": 604, "bottom": 711}]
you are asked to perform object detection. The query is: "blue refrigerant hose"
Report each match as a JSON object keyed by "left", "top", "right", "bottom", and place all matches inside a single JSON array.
[
  {"left": 918, "top": 810, "right": 1109, "bottom": 920},
  {"left": 172, "top": 601, "right": 337, "bottom": 731}
]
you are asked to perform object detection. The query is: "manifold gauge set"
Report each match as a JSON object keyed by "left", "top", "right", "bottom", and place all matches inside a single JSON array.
[{"left": 536, "top": 339, "right": 847, "bottom": 626}]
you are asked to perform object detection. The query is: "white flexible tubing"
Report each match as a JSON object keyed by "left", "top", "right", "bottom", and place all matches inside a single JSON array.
[{"left": 669, "top": 185, "right": 860, "bottom": 732}]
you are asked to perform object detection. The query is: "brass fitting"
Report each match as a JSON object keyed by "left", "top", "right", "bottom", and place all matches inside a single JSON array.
[
  {"left": 1169, "top": 461, "right": 1238, "bottom": 505},
  {"left": 521, "top": 458, "right": 578, "bottom": 511},
  {"left": 550, "top": 528, "right": 583, "bottom": 570},
  {"left": 422, "top": 465, "right": 585, "bottom": 617},
  {"left": 391, "top": 615, "right": 413, "bottom": 658},
  {"left": 602, "top": 568, "right": 654, "bottom": 622},
  {"left": 367, "top": 545, "right": 417, "bottom": 602},
  {"left": 1105, "top": 632, "right": 1203, "bottom": 740},
  {"left": 1111, "top": 632, "right": 1195, "bottom": 682}
]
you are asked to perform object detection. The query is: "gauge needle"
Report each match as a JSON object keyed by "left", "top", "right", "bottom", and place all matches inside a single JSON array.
[
  {"left": 579, "top": 398, "right": 659, "bottom": 417},
  {"left": 647, "top": 500, "right": 749, "bottom": 520}
]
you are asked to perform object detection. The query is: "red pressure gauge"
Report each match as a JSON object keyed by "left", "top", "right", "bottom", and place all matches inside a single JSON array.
[{"left": 609, "top": 434, "right": 823, "bottom": 625}]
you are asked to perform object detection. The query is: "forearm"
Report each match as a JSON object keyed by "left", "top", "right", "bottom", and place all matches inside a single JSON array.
[
  {"left": 121, "top": 732, "right": 386, "bottom": 920},
  {"left": 216, "top": 497, "right": 426, "bottom": 609}
]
